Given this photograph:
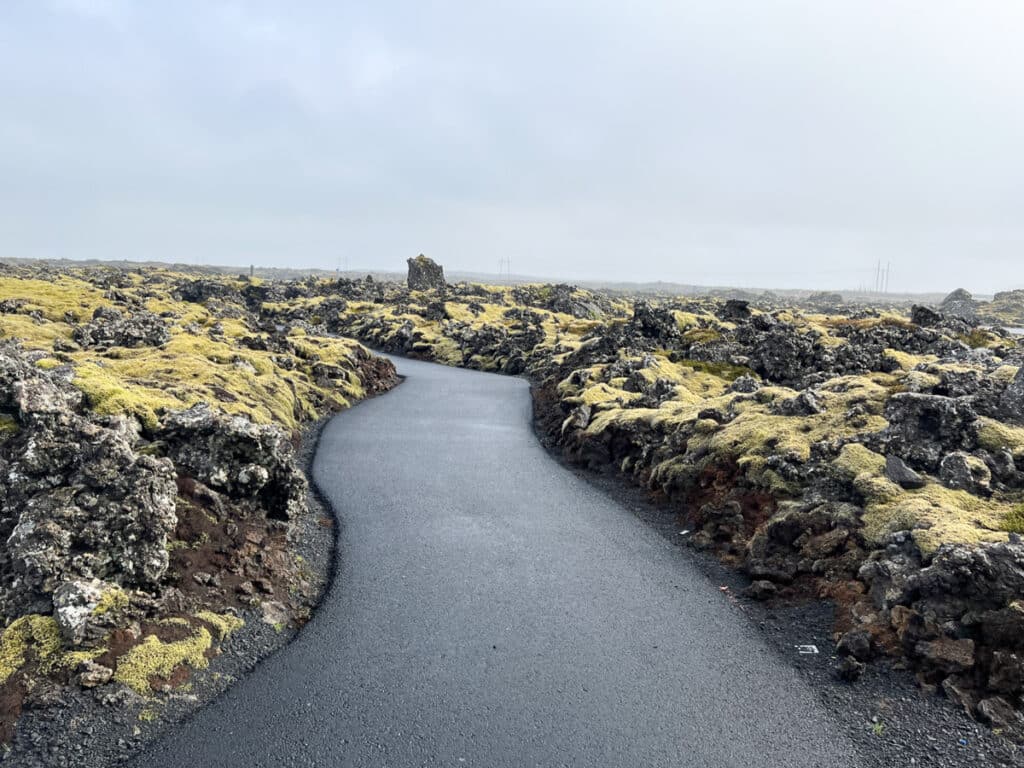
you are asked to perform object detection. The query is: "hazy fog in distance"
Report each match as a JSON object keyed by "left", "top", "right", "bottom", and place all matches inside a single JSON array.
[{"left": 1, "top": 1, "right": 1022, "bottom": 293}]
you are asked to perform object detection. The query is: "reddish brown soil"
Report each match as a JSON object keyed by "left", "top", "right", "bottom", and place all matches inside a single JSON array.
[
  {"left": 0, "top": 677, "right": 26, "bottom": 744},
  {"left": 169, "top": 476, "right": 303, "bottom": 613}
]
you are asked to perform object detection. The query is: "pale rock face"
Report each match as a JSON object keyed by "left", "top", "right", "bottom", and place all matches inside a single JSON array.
[
  {"left": 0, "top": 343, "right": 178, "bottom": 618},
  {"left": 52, "top": 578, "right": 118, "bottom": 644},
  {"left": 941, "top": 287, "right": 979, "bottom": 321},
  {"left": 76, "top": 660, "right": 114, "bottom": 688},
  {"left": 939, "top": 451, "right": 992, "bottom": 494}
]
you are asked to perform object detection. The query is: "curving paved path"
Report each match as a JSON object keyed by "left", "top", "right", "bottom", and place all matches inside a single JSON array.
[{"left": 135, "top": 357, "right": 859, "bottom": 767}]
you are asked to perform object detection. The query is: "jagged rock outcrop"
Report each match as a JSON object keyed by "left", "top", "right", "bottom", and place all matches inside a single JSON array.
[
  {"left": 72, "top": 306, "right": 170, "bottom": 349},
  {"left": 630, "top": 300, "right": 680, "bottom": 341},
  {"left": 858, "top": 538, "right": 1024, "bottom": 721},
  {"left": 407, "top": 254, "right": 446, "bottom": 292},
  {"left": 722, "top": 299, "right": 751, "bottom": 320},
  {"left": 939, "top": 451, "right": 992, "bottom": 495},
  {"left": 511, "top": 284, "right": 608, "bottom": 319},
  {"left": 0, "top": 344, "right": 177, "bottom": 617},
  {"left": 942, "top": 288, "right": 979, "bottom": 321},
  {"left": 805, "top": 292, "right": 845, "bottom": 312},
  {"left": 177, "top": 278, "right": 240, "bottom": 304},
  {"left": 881, "top": 393, "right": 979, "bottom": 472},
  {"left": 998, "top": 367, "right": 1024, "bottom": 425},
  {"left": 911, "top": 305, "right": 944, "bottom": 327},
  {"left": 160, "top": 403, "right": 307, "bottom": 520}
]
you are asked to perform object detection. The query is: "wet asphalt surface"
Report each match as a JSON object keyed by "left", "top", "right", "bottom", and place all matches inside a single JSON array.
[{"left": 131, "top": 356, "right": 862, "bottom": 767}]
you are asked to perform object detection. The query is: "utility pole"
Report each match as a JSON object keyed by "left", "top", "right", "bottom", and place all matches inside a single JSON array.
[{"left": 497, "top": 256, "right": 512, "bottom": 283}]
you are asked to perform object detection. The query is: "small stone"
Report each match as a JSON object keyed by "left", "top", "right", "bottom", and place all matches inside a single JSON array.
[
  {"left": 836, "top": 629, "right": 873, "bottom": 662},
  {"left": 916, "top": 637, "right": 976, "bottom": 674},
  {"left": 52, "top": 579, "right": 123, "bottom": 644},
  {"left": 987, "top": 651, "right": 1024, "bottom": 695},
  {"left": 910, "top": 305, "right": 944, "bottom": 327},
  {"left": 835, "top": 656, "right": 865, "bottom": 682},
  {"left": 260, "top": 600, "right": 289, "bottom": 627},
  {"left": 729, "top": 375, "right": 760, "bottom": 394},
  {"left": 777, "top": 390, "right": 824, "bottom": 416},
  {"left": 885, "top": 454, "right": 926, "bottom": 490},
  {"left": 76, "top": 661, "right": 114, "bottom": 689},
  {"left": 742, "top": 580, "right": 778, "bottom": 601},
  {"left": 976, "top": 696, "right": 1024, "bottom": 730},
  {"left": 942, "top": 676, "right": 978, "bottom": 717},
  {"left": 939, "top": 451, "right": 992, "bottom": 495}
]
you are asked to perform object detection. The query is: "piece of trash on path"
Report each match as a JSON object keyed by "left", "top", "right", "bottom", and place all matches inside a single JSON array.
[
  {"left": 678, "top": 530, "right": 690, "bottom": 536},
  {"left": 795, "top": 645, "right": 819, "bottom": 655},
  {"left": 958, "top": 738, "right": 968, "bottom": 747}
]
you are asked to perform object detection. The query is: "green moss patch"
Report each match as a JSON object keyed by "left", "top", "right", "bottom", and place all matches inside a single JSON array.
[{"left": 112, "top": 625, "right": 213, "bottom": 695}]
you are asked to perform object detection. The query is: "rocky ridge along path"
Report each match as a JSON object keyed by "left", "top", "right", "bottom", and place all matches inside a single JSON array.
[{"left": 134, "top": 356, "right": 860, "bottom": 768}]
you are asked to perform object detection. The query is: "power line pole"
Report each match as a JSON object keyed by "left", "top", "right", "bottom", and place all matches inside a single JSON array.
[{"left": 497, "top": 256, "right": 513, "bottom": 283}]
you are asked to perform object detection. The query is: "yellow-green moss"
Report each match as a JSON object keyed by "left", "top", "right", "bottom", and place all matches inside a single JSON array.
[
  {"left": 682, "top": 327, "right": 722, "bottom": 345},
  {"left": 834, "top": 444, "right": 1014, "bottom": 552},
  {"left": 1004, "top": 505, "right": 1024, "bottom": 535},
  {"left": 194, "top": 611, "right": 244, "bottom": 641},
  {"left": 0, "top": 615, "right": 62, "bottom": 684},
  {"left": 0, "top": 269, "right": 381, "bottom": 431},
  {"left": 56, "top": 648, "right": 107, "bottom": 671},
  {"left": 901, "top": 370, "right": 941, "bottom": 392},
  {"left": 0, "top": 277, "right": 111, "bottom": 323},
  {"left": 704, "top": 377, "right": 888, "bottom": 465},
  {"left": 676, "top": 359, "right": 753, "bottom": 383},
  {"left": 884, "top": 349, "right": 937, "bottom": 372},
  {"left": 977, "top": 417, "right": 1024, "bottom": 457},
  {"left": 569, "top": 383, "right": 641, "bottom": 409},
  {"left": 68, "top": 325, "right": 367, "bottom": 430},
  {"left": 970, "top": 421, "right": 1024, "bottom": 462},
  {"left": 992, "top": 365, "right": 1020, "bottom": 384},
  {"left": 834, "top": 443, "right": 887, "bottom": 480},
  {"left": 0, "top": 414, "right": 17, "bottom": 436},
  {"left": 959, "top": 328, "right": 999, "bottom": 349},
  {"left": 112, "top": 627, "right": 213, "bottom": 695},
  {"left": 91, "top": 587, "right": 129, "bottom": 616}
]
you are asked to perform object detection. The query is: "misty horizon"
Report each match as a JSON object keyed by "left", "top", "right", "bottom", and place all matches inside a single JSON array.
[{"left": 2, "top": 1, "right": 1022, "bottom": 294}]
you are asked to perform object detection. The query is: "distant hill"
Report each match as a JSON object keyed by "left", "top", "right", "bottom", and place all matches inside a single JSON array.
[{"left": 0, "top": 256, "right": 978, "bottom": 305}]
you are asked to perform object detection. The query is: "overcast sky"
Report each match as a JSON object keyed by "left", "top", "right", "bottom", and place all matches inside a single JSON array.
[{"left": 1, "top": 1, "right": 1022, "bottom": 293}]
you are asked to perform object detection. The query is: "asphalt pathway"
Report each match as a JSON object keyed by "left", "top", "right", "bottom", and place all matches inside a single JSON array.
[{"left": 134, "top": 356, "right": 860, "bottom": 767}]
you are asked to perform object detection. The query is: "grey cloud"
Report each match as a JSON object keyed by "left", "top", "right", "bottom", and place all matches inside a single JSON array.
[{"left": 1, "top": 0, "right": 1022, "bottom": 292}]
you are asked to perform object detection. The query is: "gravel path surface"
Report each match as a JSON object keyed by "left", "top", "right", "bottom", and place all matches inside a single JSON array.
[
  {"left": 129, "top": 356, "right": 863, "bottom": 767},
  {"left": 569, "top": 463, "right": 1024, "bottom": 767}
]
